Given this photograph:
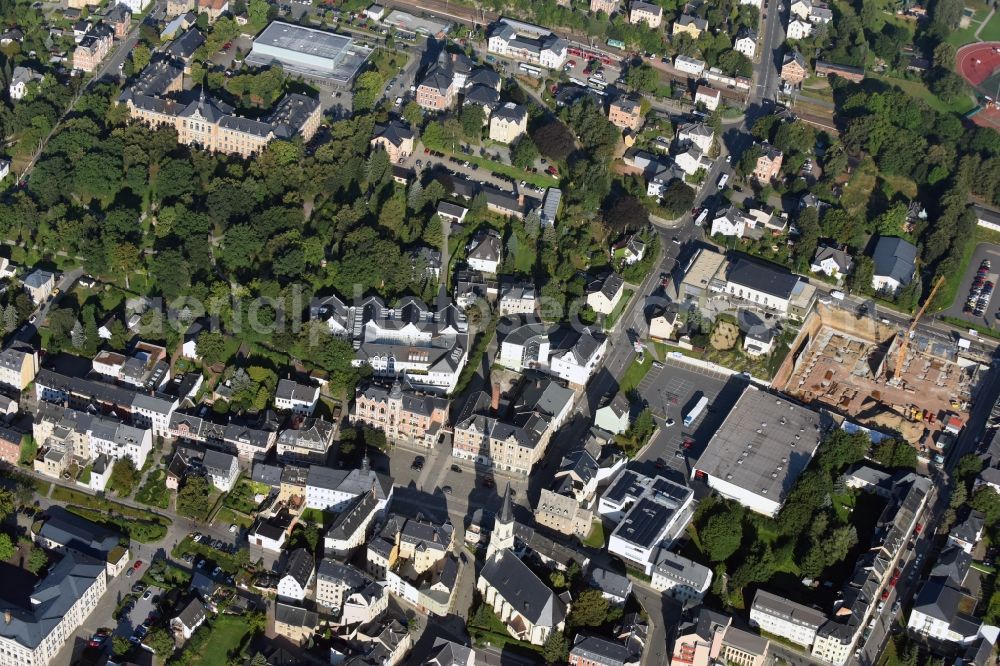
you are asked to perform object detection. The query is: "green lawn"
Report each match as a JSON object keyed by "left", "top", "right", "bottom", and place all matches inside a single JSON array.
[
  {"left": 581, "top": 520, "right": 605, "bottom": 548},
  {"left": 871, "top": 74, "right": 976, "bottom": 116},
  {"left": 605, "top": 289, "right": 634, "bottom": 330},
  {"left": 980, "top": 9, "right": 1000, "bottom": 41},
  {"left": 619, "top": 355, "right": 652, "bottom": 393},
  {"left": 188, "top": 616, "right": 251, "bottom": 666}
]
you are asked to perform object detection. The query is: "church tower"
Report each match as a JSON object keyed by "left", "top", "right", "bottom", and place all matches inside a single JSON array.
[{"left": 487, "top": 482, "right": 516, "bottom": 561}]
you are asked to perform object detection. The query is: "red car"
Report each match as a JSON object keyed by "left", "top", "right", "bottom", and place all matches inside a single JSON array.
[
  {"left": 133, "top": 560, "right": 143, "bottom": 570},
  {"left": 914, "top": 523, "right": 923, "bottom": 534}
]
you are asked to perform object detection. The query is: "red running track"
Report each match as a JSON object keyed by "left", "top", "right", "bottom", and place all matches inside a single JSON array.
[{"left": 956, "top": 42, "right": 1000, "bottom": 87}]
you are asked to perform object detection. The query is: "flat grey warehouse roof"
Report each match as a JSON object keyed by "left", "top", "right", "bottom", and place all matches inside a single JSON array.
[
  {"left": 246, "top": 21, "right": 372, "bottom": 85},
  {"left": 693, "top": 385, "right": 823, "bottom": 504}
]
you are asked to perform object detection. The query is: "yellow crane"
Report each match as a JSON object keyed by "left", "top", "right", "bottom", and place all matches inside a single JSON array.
[{"left": 891, "top": 275, "right": 945, "bottom": 383}]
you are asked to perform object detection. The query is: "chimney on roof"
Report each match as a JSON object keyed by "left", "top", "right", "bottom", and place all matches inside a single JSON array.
[{"left": 491, "top": 383, "right": 501, "bottom": 413}]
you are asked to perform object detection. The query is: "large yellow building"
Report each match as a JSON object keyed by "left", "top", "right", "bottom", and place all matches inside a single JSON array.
[{"left": 120, "top": 57, "right": 322, "bottom": 158}]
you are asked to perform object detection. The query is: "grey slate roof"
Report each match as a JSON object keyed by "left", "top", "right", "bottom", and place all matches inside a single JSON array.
[
  {"left": 425, "top": 637, "right": 476, "bottom": 666},
  {"left": 203, "top": 448, "right": 237, "bottom": 477},
  {"left": 274, "top": 601, "right": 318, "bottom": 628},
  {"left": 165, "top": 28, "right": 204, "bottom": 60},
  {"left": 174, "top": 598, "right": 206, "bottom": 629},
  {"left": 871, "top": 235, "right": 917, "bottom": 286},
  {"left": 283, "top": 548, "right": 315, "bottom": 589},
  {"left": 726, "top": 257, "right": 799, "bottom": 299},
  {"left": 36, "top": 509, "right": 121, "bottom": 560},
  {"left": 0, "top": 552, "right": 105, "bottom": 650},
  {"left": 569, "top": 633, "right": 637, "bottom": 666},
  {"left": 479, "top": 549, "right": 566, "bottom": 628},
  {"left": 372, "top": 119, "right": 415, "bottom": 148}
]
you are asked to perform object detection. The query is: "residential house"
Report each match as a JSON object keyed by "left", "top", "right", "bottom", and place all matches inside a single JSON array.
[
  {"left": 537, "top": 447, "right": 603, "bottom": 536},
  {"left": 595, "top": 394, "right": 631, "bottom": 435},
  {"left": 870, "top": 236, "right": 917, "bottom": 294},
  {"left": 753, "top": 144, "right": 783, "bottom": 182},
  {"left": 197, "top": 0, "right": 228, "bottom": 22},
  {"left": 170, "top": 599, "right": 207, "bottom": 640},
  {"left": 672, "top": 14, "right": 707, "bottom": 38},
  {"left": 590, "top": 0, "right": 619, "bottom": 13},
  {"left": 352, "top": 381, "right": 448, "bottom": 448},
  {"left": 425, "top": 638, "right": 478, "bottom": 666},
  {"left": 549, "top": 328, "right": 608, "bottom": 388},
  {"left": 274, "top": 378, "right": 320, "bottom": 416},
  {"left": 650, "top": 549, "right": 712, "bottom": 606},
  {"left": 0, "top": 426, "right": 23, "bottom": 467},
  {"left": 324, "top": 489, "right": 380, "bottom": 557},
  {"left": 276, "top": 418, "right": 337, "bottom": 464},
  {"left": 487, "top": 19, "right": 568, "bottom": 70},
  {"left": 787, "top": 19, "right": 813, "bottom": 39},
  {"left": 316, "top": 560, "right": 387, "bottom": 625},
  {"left": 436, "top": 202, "right": 468, "bottom": 224},
  {"left": 790, "top": 0, "right": 812, "bottom": 19},
  {"left": 416, "top": 66, "right": 456, "bottom": 111},
  {"left": 73, "top": 24, "right": 114, "bottom": 72},
  {"left": 304, "top": 459, "right": 394, "bottom": 513},
  {"left": 371, "top": 120, "right": 415, "bottom": 163},
  {"left": 734, "top": 28, "right": 757, "bottom": 58},
  {"left": 781, "top": 50, "right": 808, "bottom": 84},
  {"left": 676, "top": 122, "right": 714, "bottom": 153},
  {"left": 498, "top": 280, "right": 537, "bottom": 316},
  {"left": 648, "top": 307, "right": 679, "bottom": 342},
  {"left": 451, "top": 379, "right": 574, "bottom": 473},
  {"left": 106, "top": 4, "right": 132, "bottom": 38},
  {"left": 670, "top": 608, "right": 770, "bottom": 666},
  {"left": 948, "top": 510, "right": 985, "bottom": 554},
  {"left": 569, "top": 634, "right": 640, "bottom": 666},
  {"left": 750, "top": 589, "right": 827, "bottom": 648},
  {"left": 0, "top": 343, "right": 38, "bottom": 390},
  {"left": 674, "top": 145, "right": 712, "bottom": 176},
  {"left": 273, "top": 602, "right": 318, "bottom": 646},
  {"left": 9, "top": 66, "right": 43, "bottom": 101},
  {"left": 586, "top": 566, "right": 633, "bottom": 606},
  {"left": 743, "top": 327, "right": 775, "bottom": 357},
  {"left": 586, "top": 272, "right": 625, "bottom": 316},
  {"left": 467, "top": 229, "right": 502, "bottom": 274},
  {"left": 203, "top": 448, "right": 239, "bottom": 492},
  {"left": 312, "top": 295, "right": 471, "bottom": 393},
  {"left": 711, "top": 207, "right": 747, "bottom": 238},
  {"left": 613, "top": 235, "right": 646, "bottom": 266},
  {"left": 629, "top": 1, "right": 663, "bottom": 27},
  {"left": 23, "top": 269, "right": 55, "bottom": 304},
  {"left": 466, "top": 67, "right": 502, "bottom": 92},
  {"left": 608, "top": 97, "right": 643, "bottom": 132},
  {"left": 694, "top": 85, "right": 721, "bottom": 111},
  {"left": 486, "top": 102, "right": 527, "bottom": 144},
  {"left": 277, "top": 548, "right": 315, "bottom": 602},
  {"left": 810, "top": 245, "right": 852, "bottom": 280}
]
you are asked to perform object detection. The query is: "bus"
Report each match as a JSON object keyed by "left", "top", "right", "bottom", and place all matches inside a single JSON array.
[
  {"left": 588, "top": 77, "right": 607, "bottom": 90},
  {"left": 684, "top": 396, "right": 709, "bottom": 427},
  {"left": 607, "top": 38, "right": 625, "bottom": 49},
  {"left": 518, "top": 62, "right": 542, "bottom": 78}
]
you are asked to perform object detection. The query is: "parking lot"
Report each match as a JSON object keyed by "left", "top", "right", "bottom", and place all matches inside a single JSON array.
[
  {"left": 940, "top": 243, "right": 1000, "bottom": 328},
  {"left": 114, "top": 583, "right": 163, "bottom": 642},
  {"left": 633, "top": 356, "right": 748, "bottom": 480}
]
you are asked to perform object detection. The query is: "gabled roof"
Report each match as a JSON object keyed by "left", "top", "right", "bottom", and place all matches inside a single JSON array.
[
  {"left": 419, "top": 66, "right": 454, "bottom": 96},
  {"left": 479, "top": 549, "right": 566, "bottom": 628},
  {"left": 871, "top": 236, "right": 917, "bottom": 285},
  {"left": 282, "top": 548, "right": 315, "bottom": 589},
  {"left": 372, "top": 119, "right": 415, "bottom": 148},
  {"left": 174, "top": 598, "right": 206, "bottom": 629}
]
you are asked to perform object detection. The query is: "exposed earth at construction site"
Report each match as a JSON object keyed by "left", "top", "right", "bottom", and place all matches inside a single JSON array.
[{"left": 774, "top": 304, "right": 986, "bottom": 458}]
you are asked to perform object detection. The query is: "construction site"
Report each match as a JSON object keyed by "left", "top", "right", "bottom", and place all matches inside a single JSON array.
[{"left": 773, "top": 298, "right": 986, "bottom": 456}]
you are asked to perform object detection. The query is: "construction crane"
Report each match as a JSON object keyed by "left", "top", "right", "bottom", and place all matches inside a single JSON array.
[{"left": 891, "top": 275, "right": 945, "bottom": 384}]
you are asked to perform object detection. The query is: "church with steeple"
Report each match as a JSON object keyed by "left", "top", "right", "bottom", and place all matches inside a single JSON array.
[{"left": 477, "top": 483, "right": 569, "bottom": 645}]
